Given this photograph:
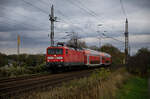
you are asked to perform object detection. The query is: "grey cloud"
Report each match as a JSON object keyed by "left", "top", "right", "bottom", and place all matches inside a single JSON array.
[{"left": 0, "top": 0, "right": 150, "bottom": 54}]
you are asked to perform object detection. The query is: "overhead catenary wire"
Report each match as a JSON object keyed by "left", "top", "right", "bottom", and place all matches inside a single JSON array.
[
  {"left": 64, "top": 0, "right": 102, "bottom": 21},
  {"left": 0, "top": 6, "right": 48, "bottom": 30},
  {"left": 102, "top": 33, "right": 124, "bottom": 43},
  {"left": 0, "top": 0, "right": 53, "bottom": 31},
  {"left": 73, "top": 0, "right": 104, "bottom": 20},
  {"left": 65, "top": 0, "right": 120, "bottom": 35},
  {"left": 120, "top": 0, "right": 127, "bottom": 18},
  {"left": 22, "top": 0, "right": 48, "bottom": 14},
  {"left": 0, "top": 15, "right": 37, "bottom": 31}
]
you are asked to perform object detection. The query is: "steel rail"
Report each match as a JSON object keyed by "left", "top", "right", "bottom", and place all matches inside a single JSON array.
[{"left": 0, "top": 69, "right": 94, "bottom": 98}]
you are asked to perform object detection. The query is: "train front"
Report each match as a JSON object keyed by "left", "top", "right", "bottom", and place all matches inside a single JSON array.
[{"left": 46, "top": 47, "right": 64, "bottom": 70}]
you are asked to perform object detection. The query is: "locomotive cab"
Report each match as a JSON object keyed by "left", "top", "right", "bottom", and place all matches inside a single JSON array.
[{"left": 46, "top": 47, "right": 65, "bottom": 69}]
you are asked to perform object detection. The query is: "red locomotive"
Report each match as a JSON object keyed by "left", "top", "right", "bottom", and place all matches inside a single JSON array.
[{"left": 46, "top": 43, "right": 111, "bottom": 71}]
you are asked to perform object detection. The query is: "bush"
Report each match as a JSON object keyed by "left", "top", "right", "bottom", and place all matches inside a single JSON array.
[
  {"left": 26, "top": 63, "right": 47, "bottom": 74},
  {"left": 128, "top": 48, "right": 150, "bottom": 76},
  {"left": 0, "top": 66, "right": 31, "bottom": 77},
  {"left": 0, "top": 63, "right": 47, "bottom": 78}
]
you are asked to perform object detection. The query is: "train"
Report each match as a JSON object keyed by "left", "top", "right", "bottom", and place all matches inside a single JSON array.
[{"left": 46, "top": 43, "right": 111, "bottom": 71}]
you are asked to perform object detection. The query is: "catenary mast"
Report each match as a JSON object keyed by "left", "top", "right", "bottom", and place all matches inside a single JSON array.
[
  {"left": 49, "top": 5, "right": 57, "bottom": 46},
  {"left": 124, "top": 18, "right": 129, "bottom": 65}
]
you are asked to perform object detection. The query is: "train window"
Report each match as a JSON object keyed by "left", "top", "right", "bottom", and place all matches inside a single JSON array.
[
  {"left": 102, "top": 57, "right": 105, "bottom": 60},
  {"left": 66, "top": 49, "right": 68, "bottom": 54},
  {"left": 48, "top": 48, "right": 63, "bottom": 55},
  {"left": 106, "top": 61, "right": 109, "bottom": 63}
]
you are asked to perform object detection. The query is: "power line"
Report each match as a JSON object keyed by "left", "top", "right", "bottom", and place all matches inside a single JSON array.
[
  {"left": 0, "top": 6, "right": 48, "bottom": 28},
  {"left": 65, "top": 0, "right": 101, "bottom": 21},
  {"left": 120, "top": 0, "right": 127, "bottom": 18},
  {"left": 0, "top": 5, "right": 50, "bottom": 31},
  {"left": 74, "top": 0, "right": 104, "bottom": 20},
  {"left": 22, "top": 0, "right": 48, "bottom": 14},
  {"left": 102, "top": 33, "right": 124, "bottom": 43},
  {"left": 65, "top": 0, "right": 119, "bottom": 33}
]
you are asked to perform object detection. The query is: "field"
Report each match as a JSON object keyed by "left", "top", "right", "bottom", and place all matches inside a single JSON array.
[
  {"left": 116, "top": 76, "right": 148, "bottom": 99},
  {"left": 20, "top": 67, "right": 131, "bottom": 99}
]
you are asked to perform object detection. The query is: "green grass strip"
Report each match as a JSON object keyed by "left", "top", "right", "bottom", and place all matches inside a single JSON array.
[{"left": 117, "top": 76, "right": 148, "bottom": 99}]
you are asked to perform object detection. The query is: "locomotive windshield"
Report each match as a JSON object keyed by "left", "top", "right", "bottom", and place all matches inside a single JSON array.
[{"left": 48, "top": 48, "right": 63, "bottom": 55}]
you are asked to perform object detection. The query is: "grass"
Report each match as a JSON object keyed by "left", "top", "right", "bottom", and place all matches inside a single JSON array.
[
  {"left": 19, "top": 67, "right": 130, "bottom": 99},
  {"left": 116, "top": 76, "right": 148, "bottom": 99}
]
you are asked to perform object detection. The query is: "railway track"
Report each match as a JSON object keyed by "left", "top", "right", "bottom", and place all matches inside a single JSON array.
[
  {"left": 0, "top": 69, "right": 95, "bottom": 98},
  {"left": 0, "top": 73, "right": 50, "bottom": 84}
]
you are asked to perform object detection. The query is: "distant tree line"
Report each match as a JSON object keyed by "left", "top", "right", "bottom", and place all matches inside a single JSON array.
[{"left": 0, "top": 53, "right": 45, "bottom": 67}]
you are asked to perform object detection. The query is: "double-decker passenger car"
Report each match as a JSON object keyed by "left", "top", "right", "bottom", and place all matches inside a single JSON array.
[{"left": 83, "top": 49, "right": 111, "bottom": 66}]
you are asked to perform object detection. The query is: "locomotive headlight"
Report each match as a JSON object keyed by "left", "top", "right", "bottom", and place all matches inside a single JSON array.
[
  {"left": 56, "top": 57, "right": 63, "bottom": 59},
  {"left": 48, "top": 57, "right": 54, "bottom": 59}
]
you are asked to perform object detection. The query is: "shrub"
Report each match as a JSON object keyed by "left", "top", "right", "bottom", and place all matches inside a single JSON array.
[
  {"left": 0, "top": 66, "right": 30, "bottom": 77},
  {"left": 26, "top": 63, "right": 47, "bottom": 74},
  {"left": 0, "top": 63, "right": 47, "bottom": 78},
  {"left": 128, "top": 48, "right": 150, "bottom": 76}
]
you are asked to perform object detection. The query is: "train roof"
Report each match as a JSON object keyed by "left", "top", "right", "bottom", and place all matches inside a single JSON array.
[
  {"left": 47, "top": 46, "right": 111, "bottom": 57},
  {"left": 83, "top": 48, "right": 111, "bottom": 57},
  {"left": 47, "top": 46, "right": 83, "bottom": 51},
  {"left": 100, "top": 52, "right": 111, "bottom": 57}
]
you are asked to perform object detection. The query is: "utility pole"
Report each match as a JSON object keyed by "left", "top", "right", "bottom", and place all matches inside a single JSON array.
[
  {"left": 124, "top": 18, "right": 129, "bottom": 65},
  {"left": 49, "top": 5, "right": 57, "bottom": 46},
  {"left": 17, "top": 35, "right": 20, "bottom": 66}
]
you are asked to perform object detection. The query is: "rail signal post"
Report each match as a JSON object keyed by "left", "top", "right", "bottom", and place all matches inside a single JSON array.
[
  {"left": 49, "top": 5, "right": 57, "bottom": 46},
  {"left": 124, "top": 18, "right": 129, "bottom": 65}
]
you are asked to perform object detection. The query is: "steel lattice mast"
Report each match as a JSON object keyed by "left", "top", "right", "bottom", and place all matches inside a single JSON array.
[
  {"left": 49, "top": 5, "right": 57, "bottom": 46},
  {"left": 125, "top": 18, "right": 129, "bottom": 65}
]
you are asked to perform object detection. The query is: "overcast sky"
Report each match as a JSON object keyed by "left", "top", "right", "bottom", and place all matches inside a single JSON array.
[{"left": 0, "top": 0, "right": 150, "bottom": 55}]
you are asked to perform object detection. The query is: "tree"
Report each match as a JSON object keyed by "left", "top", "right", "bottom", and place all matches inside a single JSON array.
[
  {"left": 89, "top": 45, "right": 99, "bottom": 51},
  {"left": 66, "top": 32, "right": 87, "bottom": 48},
  {"left": 128, "top": 48, "right": 150, "bottom": 75},
  {"left": 25, "top": 54, "right": 45, "bottom": 66},
  {"left": 0, "top": 53, "right": 8, "bottom": 67},
  {"left": 7, "top": 54, "right": 45, "bottom": 67}
]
